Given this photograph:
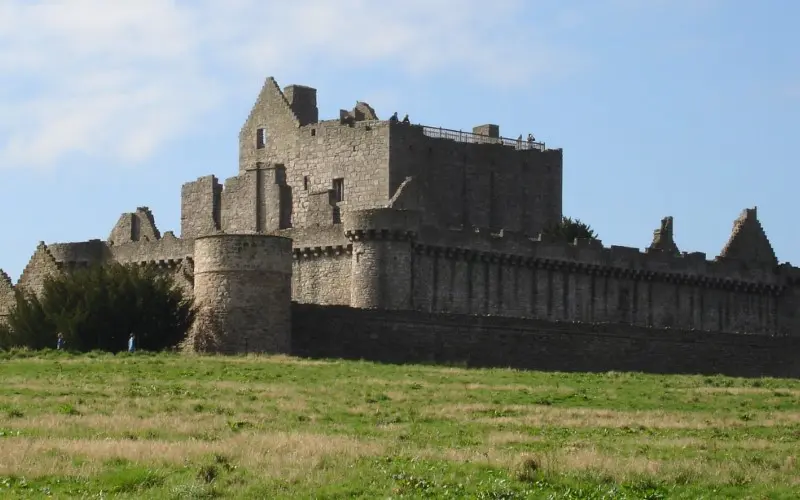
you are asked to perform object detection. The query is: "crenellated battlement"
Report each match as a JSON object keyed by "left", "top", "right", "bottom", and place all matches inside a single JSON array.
[
  {"left": 410, "top": 241, "right": 783, "bottom": 294},
  {"left": 414, "top": 224, "right": 784, "bottom": 293},
  {"left": 109, "top": 231, "right": 193, "bottom": 265},
  {"left": 343, "top": 208, "right": 421, "bottom": 242},
  {"left": 292, "top": 244, "right": 352, "bottom": 260}
]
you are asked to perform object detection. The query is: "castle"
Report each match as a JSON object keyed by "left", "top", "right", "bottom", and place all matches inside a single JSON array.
[{"left": 2, "top": 77, "right": 799, "bottom": 375}]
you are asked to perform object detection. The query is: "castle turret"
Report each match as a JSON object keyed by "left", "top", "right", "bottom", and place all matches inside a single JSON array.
[
  {"left": 190, "top": 233, "right": 293, "bottom": 354},
  {"left": 344, "top": 208, "right": 421, "bottom": 310}
]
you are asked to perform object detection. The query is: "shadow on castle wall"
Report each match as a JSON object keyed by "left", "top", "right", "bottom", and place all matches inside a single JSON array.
[{"left": 291, "top": 303, "right": 800, "bottom": 379}]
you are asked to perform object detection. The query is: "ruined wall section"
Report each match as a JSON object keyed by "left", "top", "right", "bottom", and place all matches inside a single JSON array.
[
  {"left": 236, "top": 76, "right": 392, "bottom": 232},
  {"left": 107, "top": 231, "right": 193, "bottom": 264},
  {"left": 12, "top": 204, "right": 198, "bottom": 309},
  {"left": 16, "top": 243, "right": 64, "bottom": 297},
  {"left": 0, "top": 269, "right": 14, "bottom": 320},
  {"left": 108, "top": 207, "right": 161, "bottom": 246},
  {"left": 181, "top": 175, "right": 222, "bottom": 239},
  {"left": 265, "top": 119, "right": 391, "bottom": 229},
  {"left": 719, "top": 207, "right": 777, "bottom": 266},
  {"left": 47, "top": 239, "right": 109, "bottom": 267},
  {"left": 342, "top": 207, "right": 793, "bottom": 335},
  {"left": 239, "top": 77, "right": 301, "bottom": 173},
  {"left": 409, "top": 225, "right": 786, "bottom": 334},
  {"left": 191, "top": 120, "right": 391, "bottom": 237},
  {"left": 387, "top": 123, "right": 562, "bottom": 237},
  {"left": 104, "top": 206, "right": 196, "bottom": 295},
  {"left": 221, "top": 163, "right": 292, "bottom": 233},
  {"left": 107, "top": 230, "right": 196, "bottom": 298},
  {"left": 407, "top": 239, "right": 785, "bottom": 335}
]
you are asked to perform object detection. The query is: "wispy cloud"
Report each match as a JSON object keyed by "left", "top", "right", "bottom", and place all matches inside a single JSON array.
[{"left": 0, "top": 0, "right": 583, "bottom": 171}]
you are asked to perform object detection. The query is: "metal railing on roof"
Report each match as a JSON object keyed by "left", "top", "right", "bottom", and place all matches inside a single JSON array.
[{"left": 421, "top": 125, "right": 545, "bottom": 151}]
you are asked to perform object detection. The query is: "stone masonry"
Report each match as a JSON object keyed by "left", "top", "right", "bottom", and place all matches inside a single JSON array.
[
  {"left": 2, "top": 76, "right": 800, "bottom": 360},
  {"left": 187, "top": 233, "right": 292, "bottom": 354}
]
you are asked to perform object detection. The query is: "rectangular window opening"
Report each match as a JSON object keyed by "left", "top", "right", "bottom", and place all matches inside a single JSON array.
[
  {"left": 256, "top": 128, "right": 267, "bottom": 149},
  {"left": 303, "top": 175, "right": 309, "bottom": 190},
  {"left": 332, "top": 178, "right": 344, "bottom": 202}
]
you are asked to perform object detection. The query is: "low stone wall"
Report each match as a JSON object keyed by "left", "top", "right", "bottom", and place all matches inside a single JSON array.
[{"left": 291, "top": 303, "right": 800, "bottom": 378}]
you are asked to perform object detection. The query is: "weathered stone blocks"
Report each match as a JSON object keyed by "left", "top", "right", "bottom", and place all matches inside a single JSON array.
[
  {"left": 345, "top": 208, "right": 421, "bottom": 310},
  {"left": 191, "top": 233, "right": 293, "bottom": 354}
]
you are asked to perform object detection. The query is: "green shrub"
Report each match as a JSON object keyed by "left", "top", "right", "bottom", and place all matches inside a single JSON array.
[{"left": 2, "top": 263, "right": 194, "bottom": 352}]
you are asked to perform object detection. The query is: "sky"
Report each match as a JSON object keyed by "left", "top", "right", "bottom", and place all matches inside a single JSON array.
[{"left": 1, "top": 0, "right": 798, "bottom": 281}]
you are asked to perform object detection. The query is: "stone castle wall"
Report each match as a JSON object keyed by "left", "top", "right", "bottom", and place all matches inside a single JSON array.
[
  {"left": 180, "top": 77, "right": 563, "bottom": 242},
  {"left": 291, "top": 303, "right": 800, "bottom": 378},
  {"left": 234, "top": 77, "right": 393, "bottom": 230},
  {"left": 4, "top": 75, "right": 800, "bottom": 372},
  {"left": 0, "top": 209, "right": 196, "bottom": 324},
  {"left": 340, "top": 207, "right": 793, "bottom": 336},
  {"left": 5, "top": 203, "right": 795, "bottom": 344},
  {"left": 291, "top": 251, "right": 351, "bottom": 306},
  {"left": 0, "top": 270, "right": 13, "bottom": 318},
  {"left": 387, "top": 125, "right": 562, "bottom": 237},
  {"left": 188, "top": 234, "right": 292, "bottom": 354}
]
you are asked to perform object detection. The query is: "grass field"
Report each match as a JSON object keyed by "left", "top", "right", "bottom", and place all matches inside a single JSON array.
[{"left": 0, "top": 350, "right": 799, "bottom": 499}]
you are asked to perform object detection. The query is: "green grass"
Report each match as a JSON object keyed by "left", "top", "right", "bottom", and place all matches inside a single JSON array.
[{"left": 0, "top": 348, "right": 799, "bottom": 499}]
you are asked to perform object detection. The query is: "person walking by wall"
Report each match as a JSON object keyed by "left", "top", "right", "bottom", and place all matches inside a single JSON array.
[
  {"left": 128, "top": 333, "right": 135, "bottom": 353},
  {"left": 56, "top": 332, "right": 64, "bottom": 350}
]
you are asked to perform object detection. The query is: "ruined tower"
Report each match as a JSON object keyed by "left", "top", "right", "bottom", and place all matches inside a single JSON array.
[{"left": 190, "top": 233, "right": 293, "bottom": 354}]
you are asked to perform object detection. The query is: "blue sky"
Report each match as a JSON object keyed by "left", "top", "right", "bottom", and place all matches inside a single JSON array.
[{"left": 1, "top": 0, "right": 798, "bottom": 281}]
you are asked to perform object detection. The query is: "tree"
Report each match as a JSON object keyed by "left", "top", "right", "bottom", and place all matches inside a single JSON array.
[
  {"left": 541, "top": 216, "right": 598, "bottom": 243},
  {"left": 2, "top": 263, "right": 195, "bottom": 352},
  {"left": 0, "top": 289, "right": 52, "bottom": 350}
]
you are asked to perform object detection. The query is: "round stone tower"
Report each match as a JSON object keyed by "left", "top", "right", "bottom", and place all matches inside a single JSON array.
[
  {"left": 190, "top": 233, "right": 292, "bottom": 354},
  {"left": 344, "top": 208, "right": 420, "bottom": 310}
]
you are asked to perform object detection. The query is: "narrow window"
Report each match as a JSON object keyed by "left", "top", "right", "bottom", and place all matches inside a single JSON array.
[
  {"left": 332, "top": 178, "right": 344, "bottom": 202},
  {"left": 311, "top": 128, "right": 316, "bottom": 136},
  {"left": 256, "top": 128, "right": 267, "bottom": 149},
  {"left": 303, "top": 176, "right": 309, "bottom": 190}
]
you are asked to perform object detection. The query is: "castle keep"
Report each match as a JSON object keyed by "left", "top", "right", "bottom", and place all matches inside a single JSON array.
[{"left": 2, "top": 77, "right": 799, "bottom": 375}]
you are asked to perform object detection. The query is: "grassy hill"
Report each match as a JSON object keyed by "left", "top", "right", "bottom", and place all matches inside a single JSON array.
[{"left": 0, "top": 350, "right": 799, "bottom": 499}]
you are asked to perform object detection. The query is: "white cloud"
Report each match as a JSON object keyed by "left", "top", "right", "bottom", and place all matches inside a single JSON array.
[{"left": 0, "top": 0, "right": 582, "bottom": 170}]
